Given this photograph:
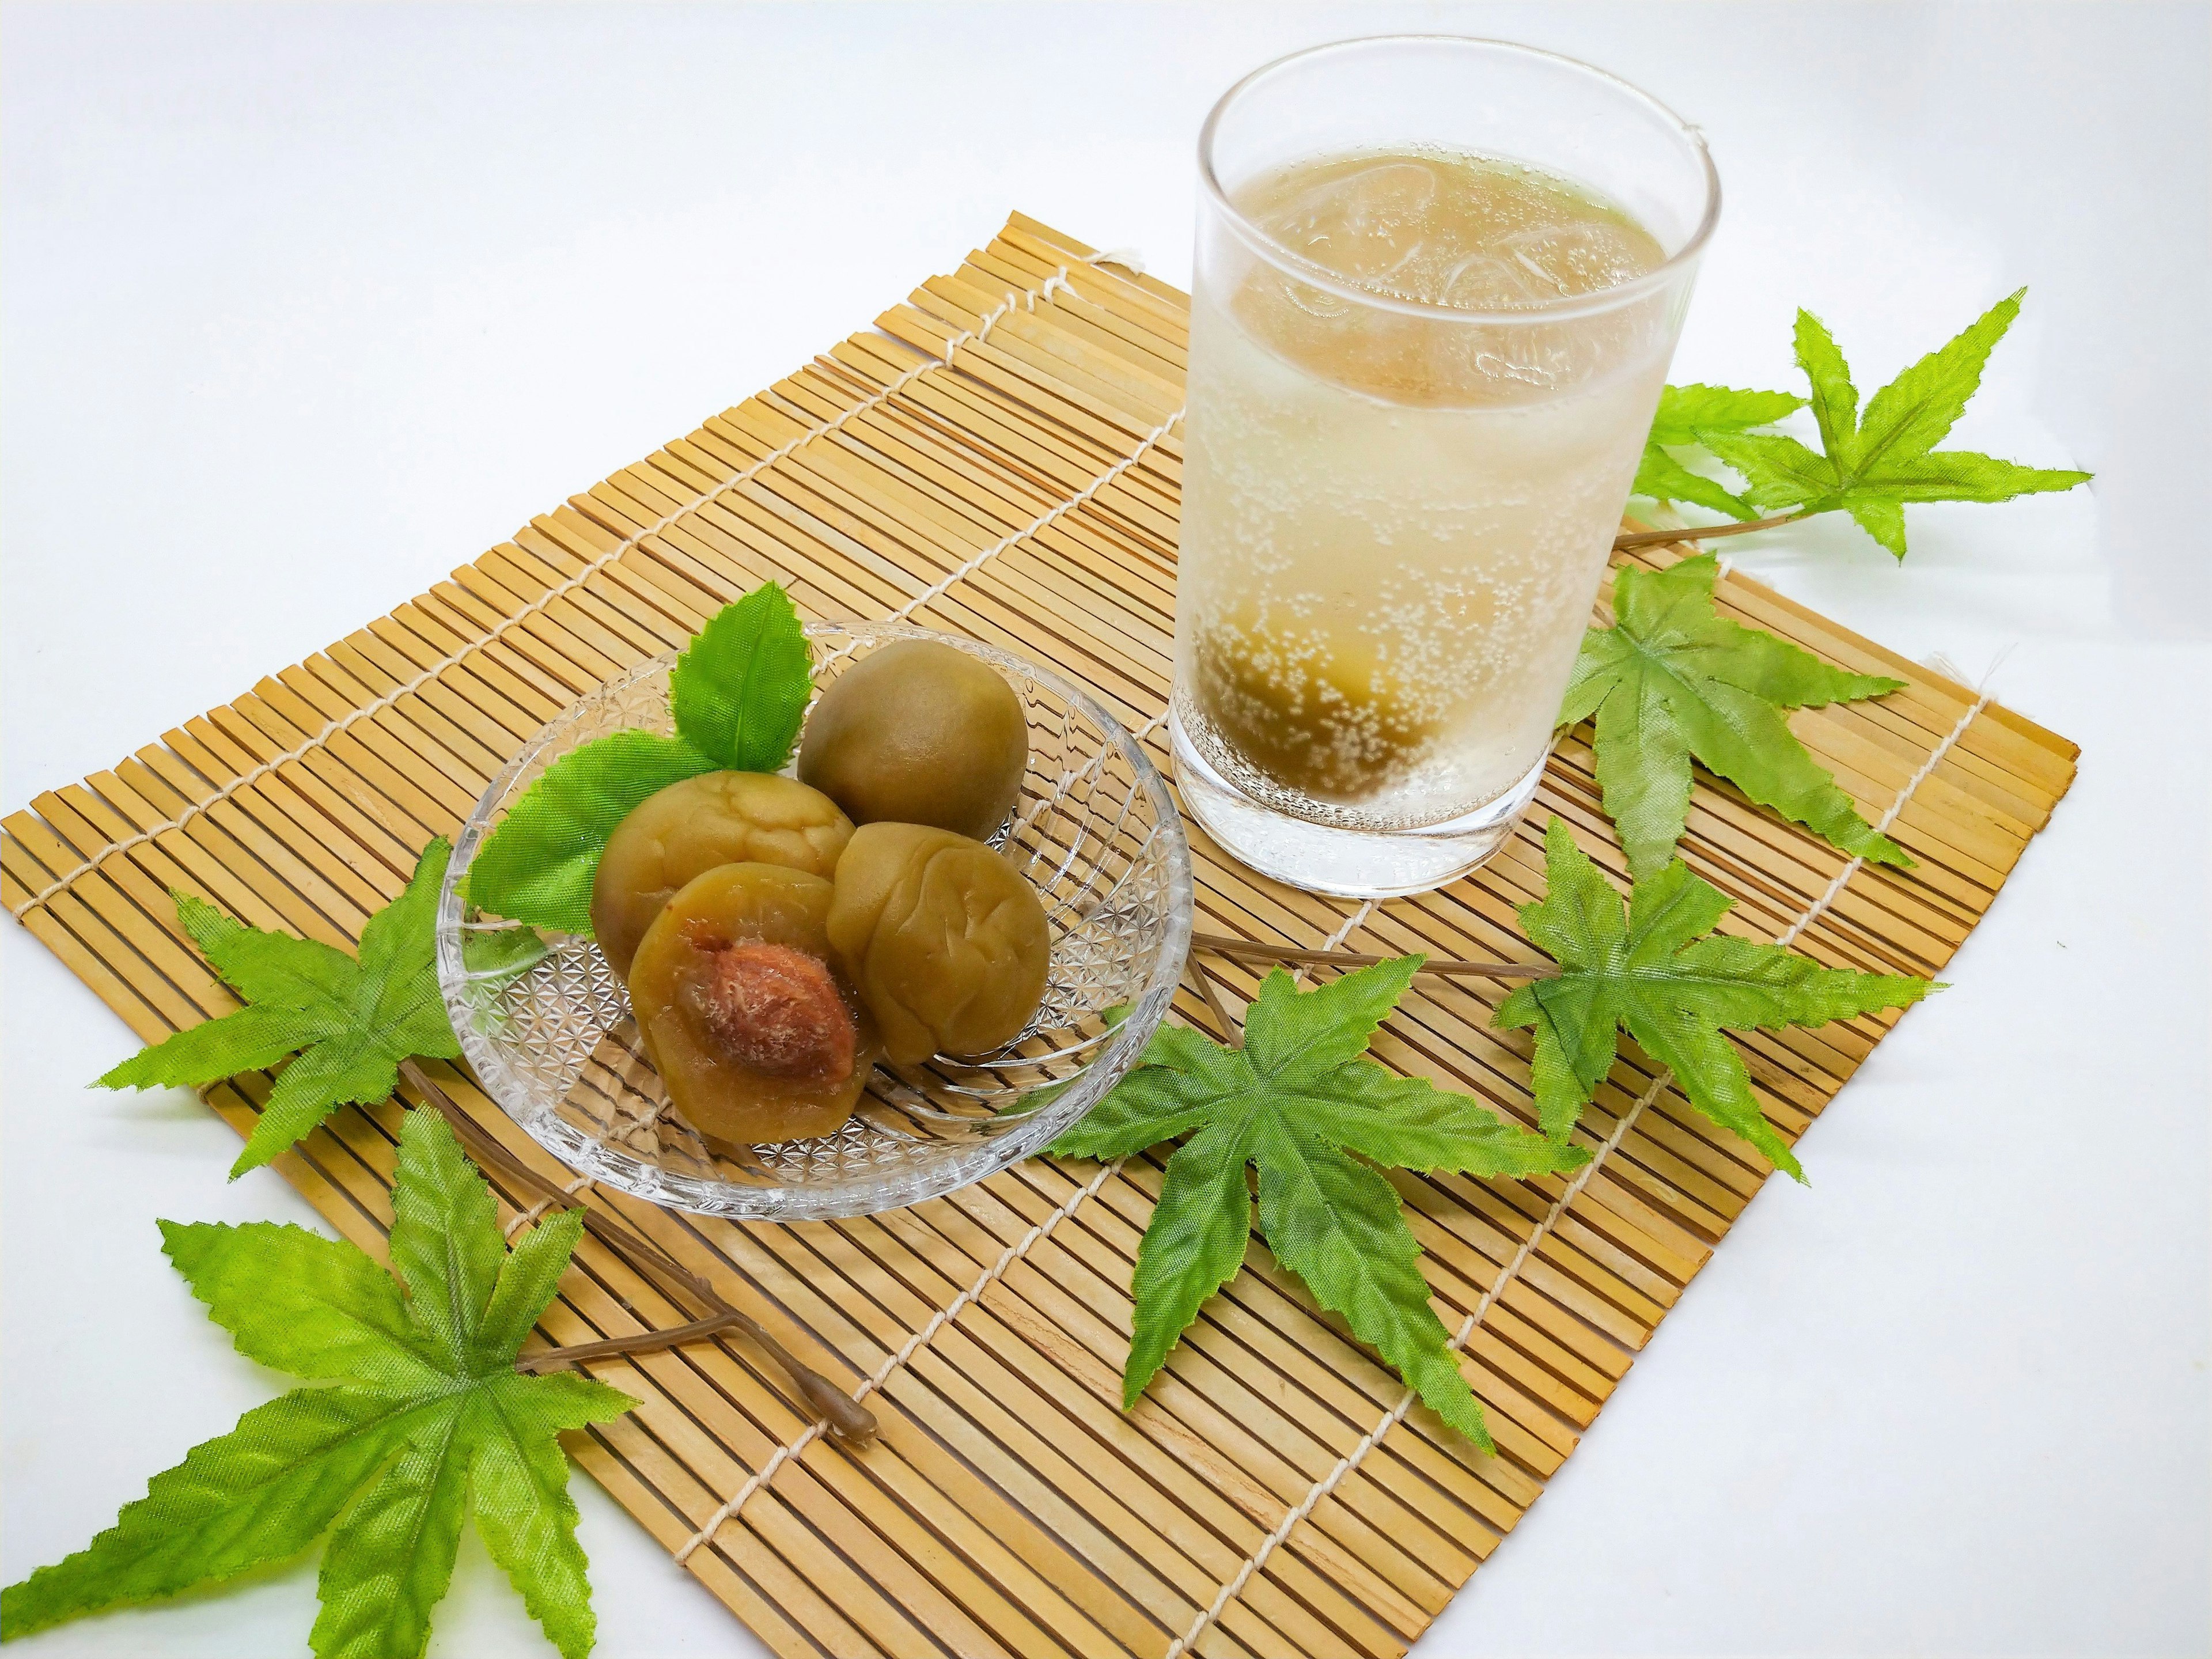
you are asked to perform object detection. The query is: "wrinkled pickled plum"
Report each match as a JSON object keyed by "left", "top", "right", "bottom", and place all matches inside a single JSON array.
[
  {"left": 798, "top": 640, "right": 1028, "bottom": 841},
  {"left": 591, "top": 771, "right": 852, "bottom": 980},
  {"left": 628, "top": 862, "right": 881, "bottom": 1145},
  {"left": 826, "top": 823, "right": 1051, "bottom": 1066}
]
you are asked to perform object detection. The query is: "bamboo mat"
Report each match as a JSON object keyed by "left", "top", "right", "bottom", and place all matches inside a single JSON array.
[{"left": 2, "top": 213, "right": 2077, "bottom": 1659}]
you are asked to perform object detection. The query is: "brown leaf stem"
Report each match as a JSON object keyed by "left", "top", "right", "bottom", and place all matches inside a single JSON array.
[
  {"left": 396, "top": 1060, "right": 877, "bottom": 1442},
  {"left": 515, "top": 1312, "right": 760, "bottom": 1374},
  {"left": 1192, "top": 933, "right": 1559, "bottom": 981},
  {"left": 1182, "top": 953, "right": 1236, "bottom": 1040},
  {"left": 1611, "top": 510, "right": 1808, "bottom": 552}
]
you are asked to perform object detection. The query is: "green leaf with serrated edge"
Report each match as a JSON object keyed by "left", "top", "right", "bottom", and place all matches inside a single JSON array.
[
  {"left": 1560, "top": 553, "right": 1911, "bottom": 880},
  {"left": 1048, "top": 1024, "right": 1247, "bottom": 1159},
  {"left": 1251, "top": 1113, "right": 1495, "bottom": 1450},
  {"left": 1243, "top": 950, "right": 1421, "bottom": 1075},
  {"left": 179, "top": 891, "right": 358, "bottom": 1010},
  {"left": 1648, "top": 382, "right": 1806, "bottom": 447},
  {"left": 1, "top": 1107, "right": 636, "bottom": 1657},
  {"left": 468, "top": 1373, "right": 626, "bottom": 1659},
  {"left": 1053, "top": 960, "right": 1579, "bottom": 1446},
  {"left": 476, "top": 1209, "right": 586, "bottom": 1368},
  {"left": 0, "top": 1388, "right": 441, "bottom": 1642},
  {"left": 668, "top": 582, "right": 815, "bottom": 773},
  {"left": 1853, "top": 290, "right": 2021, "bottom": 474},
  {"left": 1305, "top": 1061, "right": 1593, "bottom": 1178},
  {"left": 97, "top": 1002, "right": 341, "bottom": 1094},
  {"left": 237, "top": 1039, "right": 407, "bottom": 1179},
  {"left": 1123, "top": 1121, "right": 1256, "bottom": 1406},
  {"left": 1861, "top": 449, "right": 2092, "bottom": 504},
  {"left": 389, "top": 1098, "right": 506, "bottom": 1371},
  {"left": 1698, "top": 429, "right": 1842, "bottom": 513},
  {"left": 1794, "top": 309, "right": 1862, "bottom": 468},
  {"left": 160, "top": 1219, "right": 444, "bottom": 1389},
  {"left": 1845, "top": 495, "right": 1909, "bottom": 558},
  {"left": 1633, "top": 441, "right": 1756, "bottom": 520},
  {"left": 1697, "top": 295, "right": 2090, "bottom": 559},
  {"left": 1636, "top": 385, "right": 1808, "bottom": 520},
  {"left": 465, "top": 730, "right": 717, "bottom": 934},
  {"left": 1497, "top": 821, "right": 1934, "bottom": 1180},
  {"left": 356, "top": 849, "right": 460, "bottom": 1062},
  {"left": 309, "top": 1404, "right": 470, "bottom": 1659},
  {"left": 96, "top": 842, "right": 463, "bottom": 1180}
]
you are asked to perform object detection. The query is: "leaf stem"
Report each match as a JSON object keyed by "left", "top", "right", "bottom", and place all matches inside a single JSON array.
[
  {"left": 397, "top": 1060, "right": 877, "bottom": 1442},
  {"left": 1183, "top": 954, "right": 1237, "bottom": 1040},
  {"left": 516, "top": 1313, "right": 760, "bottom": 1373},
  {"left": 1192, "top": 933, "right": 1559, "bottom": 980},
  {"left": 1612, "top": 510, "right": 1808, "bottom": 552}
]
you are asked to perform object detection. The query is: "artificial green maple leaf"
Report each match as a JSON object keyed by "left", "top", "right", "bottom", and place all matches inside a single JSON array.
[
  {"left": 98, "top": 841, "right": 460, "bottom": 1178},
  {"left": 1054, "top": 957, "right": 1585, "bottom": 1451},
  {"left": 1633, "top": 382, "right": 1808, "bottom": 520},
  {"left": 1498, "top": 819, "right": 1934, "bottom": 1181},
  {"left": 0, "top": 1107, "right": 637, "bottom": 1658},
  {"left": 1698, "top": 291, "right": 2090, "bottom": 558},
  {"left": 1560, "top": 552, "right": 1911, "bottom": 881}
]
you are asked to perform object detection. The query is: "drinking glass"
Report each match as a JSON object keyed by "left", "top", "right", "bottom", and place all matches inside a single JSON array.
[{"left": 1171, "top": 36, "right": 1719, "bottom": 896}]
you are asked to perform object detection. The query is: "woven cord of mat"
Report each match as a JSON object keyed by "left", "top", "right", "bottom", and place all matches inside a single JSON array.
[
  {"left": 5, "top": 246, "right": 1149, "bottom": 922},
  {"left": 811, "top": 404, "right": 1184, "bottom": 687},
  {"left": 673, "top": 891, "right": 1378, "bottom": 1564},
  {"left": 1158, "top": 673, "right": 2003, "bottom": 1659}
]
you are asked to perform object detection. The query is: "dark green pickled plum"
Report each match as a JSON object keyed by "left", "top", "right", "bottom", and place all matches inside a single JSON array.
[{"left": 798, "top": 640, "right": 1028, "bottom": 841}]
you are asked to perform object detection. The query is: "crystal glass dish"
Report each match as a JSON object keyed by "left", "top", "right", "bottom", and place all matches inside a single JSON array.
[{"left": 435, "top": 623, "right": 1192, "bottom": 1222}]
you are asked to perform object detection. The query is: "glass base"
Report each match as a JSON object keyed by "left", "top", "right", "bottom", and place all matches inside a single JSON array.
[{"left": 1170, "top": 711, "right": 1546, "bottom": 898}]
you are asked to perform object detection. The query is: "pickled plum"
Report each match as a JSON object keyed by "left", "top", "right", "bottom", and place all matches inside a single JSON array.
[
  {"left": 798, "top": 640, "right": 1028, "bottom": 841},
  {"left": 628, "top": 862, "right": 881, "bottom": 1145},
  {"left": 827, "top": 823, "right": 1050, "bottom": 1066},
  {"left": 590, "top": 771, "right": 852, "bottom": 980}
]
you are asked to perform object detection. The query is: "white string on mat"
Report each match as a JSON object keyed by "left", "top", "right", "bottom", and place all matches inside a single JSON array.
[
  {"left": 503, "top": 1171, "right": 594, "bottom": 1240},
  {"left": 671, "top": 891, "right": 1376, "bottom": 1566},
  {"left": 1775, "top": 649, "right": 2006, "bottom": 950},
  {"left": 673, "top": 1153, "right": 1126, "bottom": 1564},
  {"left": 7, "top": 247, "right": 1148, "bottom": 922},
  {"left": 1156, "top": 673, "right": 2001, "bottom": 1659},
  {"left": 880, "top": 408, "right": 1183, "bottom": 631},
  {"left": 1298, "top": 900, "right": 1375, "bottom": 986}
]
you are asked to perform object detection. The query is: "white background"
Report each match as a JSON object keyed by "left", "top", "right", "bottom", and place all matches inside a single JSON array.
[{"left": 5, "top": 3, "right": 2207, "bottom": 1655}]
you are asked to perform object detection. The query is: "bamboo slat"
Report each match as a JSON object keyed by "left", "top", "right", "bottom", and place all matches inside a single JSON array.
[{"left": 2, "top": 214, "right": 2075, "bottom": 1659}]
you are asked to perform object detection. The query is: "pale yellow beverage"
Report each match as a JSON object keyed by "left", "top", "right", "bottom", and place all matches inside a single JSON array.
[{"left": 1176, "top": 147, "right": 1672, "bottom": 832}]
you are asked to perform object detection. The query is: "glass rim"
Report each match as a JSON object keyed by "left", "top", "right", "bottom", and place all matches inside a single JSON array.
[{"left": 1196, "top": 34, "right": 1722, "bottom": 324}]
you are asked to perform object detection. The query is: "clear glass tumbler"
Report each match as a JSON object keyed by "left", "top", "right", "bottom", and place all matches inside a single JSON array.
[{"left": 1171, "top": 36, "right": 1718, "bottom": 896}]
